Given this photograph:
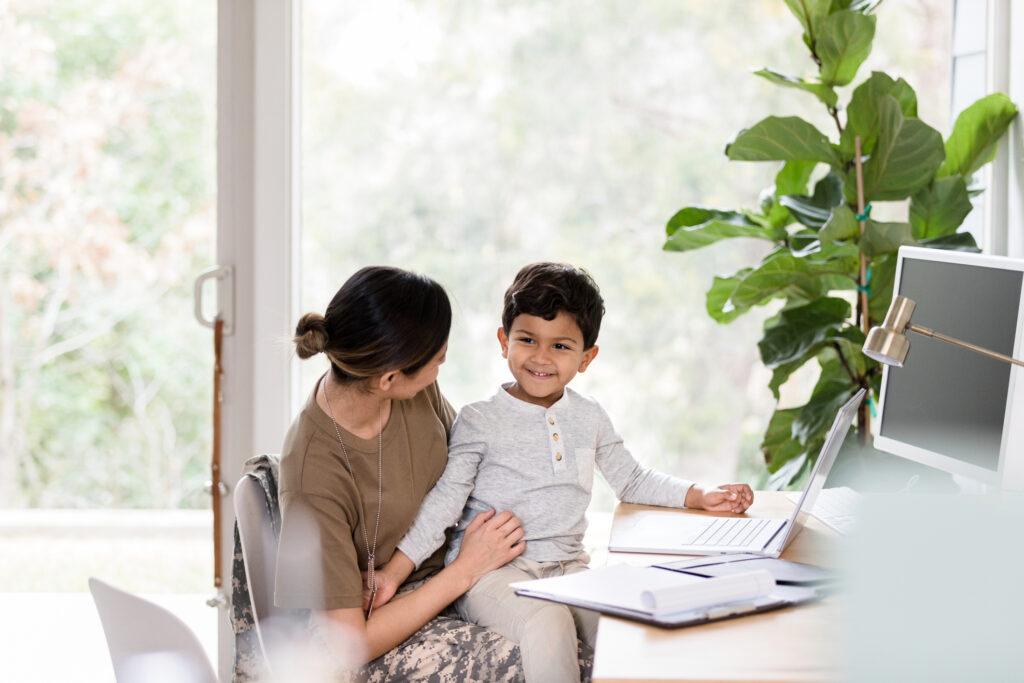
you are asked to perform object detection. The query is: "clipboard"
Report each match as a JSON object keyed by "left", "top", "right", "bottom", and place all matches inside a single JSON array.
[{"left": 511, "top": 557, "right": 832, "bottom": 629}]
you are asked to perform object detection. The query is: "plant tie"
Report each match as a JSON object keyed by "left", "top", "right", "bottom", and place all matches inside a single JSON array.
[
  {"left": 857, "top": 267, "right": 872, "bottom": 294},
  {"left": 856, "top": 204, "right": 872, "bottom": 222}
]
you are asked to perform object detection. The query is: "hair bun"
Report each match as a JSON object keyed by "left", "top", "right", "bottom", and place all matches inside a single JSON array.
[{"left": 294, "top": 312, "right": 329, "bottom": 359}]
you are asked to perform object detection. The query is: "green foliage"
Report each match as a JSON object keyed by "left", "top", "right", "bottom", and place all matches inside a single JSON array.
[
  {"left": 664, "top": 1, "right": 1018, "bottom": 489},
  {"left": 1, "top": 0, "right": 215, "bottom": 508}
]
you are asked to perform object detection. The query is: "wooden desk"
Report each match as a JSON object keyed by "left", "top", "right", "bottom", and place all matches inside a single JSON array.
[{"left": 592, "top": 492, "right": 843, "bottom": 683}]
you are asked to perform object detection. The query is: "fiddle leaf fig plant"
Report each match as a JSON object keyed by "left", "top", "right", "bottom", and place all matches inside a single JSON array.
[{"left": 665, "top": 1, "right": 1018, "bottom": 488}]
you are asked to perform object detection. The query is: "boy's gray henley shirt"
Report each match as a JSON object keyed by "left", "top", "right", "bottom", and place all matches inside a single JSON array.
[{"left": 398, "top": 384, "right": 695, "bottom": 567}]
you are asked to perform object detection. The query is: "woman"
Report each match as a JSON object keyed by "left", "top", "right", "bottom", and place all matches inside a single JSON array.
[{"left": 275, "top": 266, "right": 526, "bottom": 679}]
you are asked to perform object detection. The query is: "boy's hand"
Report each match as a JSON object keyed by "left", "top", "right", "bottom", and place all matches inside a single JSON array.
[
  {"left": 685, "top": 483, "right": 754, "bottom": 514},
  {"left": 361, "top": 567, "right": 402, "bottom": 611},
  {"left": 362, "top": 550, "right": 415, "bottom": 611}
]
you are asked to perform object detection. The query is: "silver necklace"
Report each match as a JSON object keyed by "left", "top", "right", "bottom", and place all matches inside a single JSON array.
[{"left": 323, "top": 377, "right": 383, "bottom": 618}]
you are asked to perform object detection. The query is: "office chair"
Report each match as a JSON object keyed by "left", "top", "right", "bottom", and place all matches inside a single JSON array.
[{"left": 88, "top": 577, "right": 217, "bottom": 683}]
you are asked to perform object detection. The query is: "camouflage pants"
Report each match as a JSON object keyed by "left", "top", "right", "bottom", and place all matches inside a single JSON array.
[{"left": 350, "top": 580, "right": 593, "bottom": 683}]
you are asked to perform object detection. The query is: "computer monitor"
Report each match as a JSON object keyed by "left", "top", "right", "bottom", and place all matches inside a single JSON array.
[{"left": 873, "top": 246, "right": 1024, "bottom": 490}]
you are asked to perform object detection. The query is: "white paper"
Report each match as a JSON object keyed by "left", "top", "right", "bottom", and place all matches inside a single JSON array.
[
  {"left": 512, "top": 564, "right": 775, "bottom": 617},
  {"left": 640, "top": 569, "right": 776, "bottom": 615}
]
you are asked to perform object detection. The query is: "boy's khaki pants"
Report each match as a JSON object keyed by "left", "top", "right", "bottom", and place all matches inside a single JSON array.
[{"left": 455, "top": 555, "right": 598, "bottom": 683}]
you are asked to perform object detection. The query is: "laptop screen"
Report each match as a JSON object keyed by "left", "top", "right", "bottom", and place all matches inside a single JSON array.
[{"left": 769, "top": 388, "right": 864, "bottom": 552}]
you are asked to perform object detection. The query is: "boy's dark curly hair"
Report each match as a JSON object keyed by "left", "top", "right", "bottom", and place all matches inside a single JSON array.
[{"left": 501, "top": 262, "right": 605, "bottom": 349}]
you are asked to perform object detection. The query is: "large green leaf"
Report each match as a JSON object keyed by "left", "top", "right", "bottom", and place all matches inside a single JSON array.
[
  {"left": 774, "top": 160, "right": 818, "bottom": 196},
  {"left": 854, "top": 95, "right": 944, "bottom": 201},
  {"left": 918, "top": 232, "right": 980, "bottom": 253},
  {"left": 820, "top": 204, "right": 860, "bottom": 244},
  {"left": 768, "top": 161, "right": 818, "bottom": 228},
  {"left": 761, "top": 407, "right": 805, "bottom": 473},
  {"left": 792, "top": 360, "right": 858, "bottom": 442},
  {"left": 726, "top": 116, "right": 840, "bottom": 166},
  {"left": 767, "top": 324, "right": 866, "bottom": 399},
  {"left": 828, "top": 326, "right": 869, "bottom": 377},
  {"left": 816, "top": 11, "right": 876, "bottom": 87},
  {"left": 937, "top": 93, "right": 1018, "bottom": 178},
  {"left": 867, "top": 252, "right": 897, "bottom": 323},
  {"left": 861, "top": 219, "right": 915, "bottom": 257},
  {"left": 831, "top": 0, "right": 882, "bottom": 11},
  {"left": 766, "top": 452, "right": 810, "bottom": 490},
  {"left": 909, "top": 176, "right": 973, "bottom": 239},
  {"left": 705, "top": 269, "right": 753, "bottom": 324},
  {"left": 840, "top": 72, "right": 918, "bottom": 156},
  {"left": 754, "top": 68, "right": 838, "bottom": 108},
  {"left": 784, "top": 0, "right": 832, "bottom": 50},
  {"left": 664, "top": 207, "right": 770, "bottom": 251},
  {"left": 730, "top": 248, "right": 858, "bottom": 309},
  {"left": 758, "top": 297, "right": 852, "bottom": 368},
  {"left": 769, "top": 353, "right": 817, "bottom": 399},
  {"left": 781, "top": 273, "right": 856, "bottom": 304},
  {"left": 779, "top": 172, "right": 844, "bottom": 229}
]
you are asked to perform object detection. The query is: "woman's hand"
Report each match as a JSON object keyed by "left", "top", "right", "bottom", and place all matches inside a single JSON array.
[
  {"left": 685, "top": 483, "right": 754, "bottom": 514},
  {"left": 449, "top": 509, "right": 525, "bottom": 587}
]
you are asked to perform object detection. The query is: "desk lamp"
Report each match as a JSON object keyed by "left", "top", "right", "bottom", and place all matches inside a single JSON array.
[{"left": 863, "top": 295, "right": 1024, "bottom": 368}]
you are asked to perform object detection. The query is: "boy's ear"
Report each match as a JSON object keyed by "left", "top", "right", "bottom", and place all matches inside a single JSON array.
[
  {"left": 578, "top": 345, "right": 599, "bottom": 372},
  {"left": 497, "top": 327, "right": 510, "bottom": 359}
]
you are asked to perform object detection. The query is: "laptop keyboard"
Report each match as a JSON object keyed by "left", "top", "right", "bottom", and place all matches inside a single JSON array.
[{"left": 692, "top": 517, "right": 773, "bottom": 547}]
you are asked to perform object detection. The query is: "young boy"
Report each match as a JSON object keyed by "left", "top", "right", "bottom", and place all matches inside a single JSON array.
[{"left": 374, "top": 263, "right": 753, "bottom": 681}]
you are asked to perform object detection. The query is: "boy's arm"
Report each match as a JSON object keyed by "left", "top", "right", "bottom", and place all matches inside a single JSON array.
[
  {"left": 592, "top": 407, "right": 696, "bottom": 508},
  {"left": 395, "top": 413, "right": 485, "bottom": 568}
]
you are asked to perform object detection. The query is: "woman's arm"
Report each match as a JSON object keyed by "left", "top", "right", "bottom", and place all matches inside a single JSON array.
[{"left": 317, "top": 508, "right": 524, "bottom": 665}]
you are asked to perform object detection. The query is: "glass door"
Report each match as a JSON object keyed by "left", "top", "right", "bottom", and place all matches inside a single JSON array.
[{"left": 0, "top": 1, "right": 218, "bottom": 679}]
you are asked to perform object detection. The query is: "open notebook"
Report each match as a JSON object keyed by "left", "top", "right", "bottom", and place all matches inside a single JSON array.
[
  {"left": 608, "top": 388, "right": 864, "bottom": 556},
  {"left": 512, "top": 554, "right": 834, "bottom": 628}
]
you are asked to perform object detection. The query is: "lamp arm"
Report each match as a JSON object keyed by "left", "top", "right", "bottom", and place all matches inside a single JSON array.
[{"left": 906, "top": 323, "right": 1024, "bottom": 368}]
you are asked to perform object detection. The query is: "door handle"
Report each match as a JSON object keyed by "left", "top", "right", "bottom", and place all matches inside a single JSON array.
[{"left": 194, "top": 265, "right": 234, "bottom": 335}]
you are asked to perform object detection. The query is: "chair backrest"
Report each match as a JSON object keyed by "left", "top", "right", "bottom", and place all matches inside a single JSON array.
[
  {"left": 89, "top": 577, "right": 217, "bottom": 683},
  {"left": 233, "top": 471, "right": 281, "bottom": 631},
  {"left": 233, "top": 467, "right": 312, "bottom": 675}
]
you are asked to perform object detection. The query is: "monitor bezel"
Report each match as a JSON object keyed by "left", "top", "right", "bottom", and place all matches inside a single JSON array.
[{"left": 873, "top": 246, "right": 1024, "bottom": 490}]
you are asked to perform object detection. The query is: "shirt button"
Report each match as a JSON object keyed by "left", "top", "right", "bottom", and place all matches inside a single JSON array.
[
  {"left": 548, "top": 417, "right": 555, "bottom": 425},
  {"left": 555, "top": 453, "right": 563, "bottom": 461},
  {"left": 552, "top": 433, "right": 559, "bottom": 441}
]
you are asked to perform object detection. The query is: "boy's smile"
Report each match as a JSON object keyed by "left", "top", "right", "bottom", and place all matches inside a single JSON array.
[{"left": 498, "top": 311, "right": 598, "bottom": 408}]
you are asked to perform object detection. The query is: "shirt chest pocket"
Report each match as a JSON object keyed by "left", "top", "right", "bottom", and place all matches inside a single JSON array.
[{"left": 575, "top": 448, "right": 596, "bottom": 493}]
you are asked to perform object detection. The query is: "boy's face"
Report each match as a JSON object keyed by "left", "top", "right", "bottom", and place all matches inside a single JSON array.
[{"left": 497, "top": 311, "right": 598, "bottom": 408}]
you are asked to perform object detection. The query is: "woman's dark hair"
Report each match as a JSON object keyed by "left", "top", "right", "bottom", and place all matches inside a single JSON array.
[
  {"left": 501, "top": 262, "right": 605, "bottom": 349},
  {"left": 294, "top": 266, "right": 451, "bottom": 383}
]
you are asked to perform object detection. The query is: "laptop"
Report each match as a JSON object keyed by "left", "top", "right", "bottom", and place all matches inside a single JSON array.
[{"left": 608, "top": 388, "right": 864, "bottom": 557}]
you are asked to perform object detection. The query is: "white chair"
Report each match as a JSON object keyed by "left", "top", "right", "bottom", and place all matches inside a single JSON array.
[
  {"left": 233, "top": 469, "right": 314, "bottom": 676},
  {"left": 89, "top": 577, "right": 217, "bottom": 683},
  {"left": 233, "top": 470, "right": 280, "bottom": 664}
]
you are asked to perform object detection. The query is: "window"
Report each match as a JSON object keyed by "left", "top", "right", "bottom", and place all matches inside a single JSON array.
[{"left": 298, "top": 0, "right": 954, "bottom": 505}]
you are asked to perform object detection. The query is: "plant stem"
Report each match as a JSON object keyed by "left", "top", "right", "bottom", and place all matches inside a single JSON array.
[
  {"left": 829, "top": 106, "right": 843, "bottom": 135},
  {"left": 831, "top": 341, "right": 858, "bottom": 384}
]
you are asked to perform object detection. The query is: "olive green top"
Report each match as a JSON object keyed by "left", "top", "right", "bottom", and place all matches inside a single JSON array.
[{"left": 275, "top": 378, "right": 456, "bottom": 610}]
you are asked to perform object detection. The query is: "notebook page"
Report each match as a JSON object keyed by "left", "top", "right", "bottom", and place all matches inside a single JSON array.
[{"left": 641, "top": 569, "right": 776, "bottom": 615}]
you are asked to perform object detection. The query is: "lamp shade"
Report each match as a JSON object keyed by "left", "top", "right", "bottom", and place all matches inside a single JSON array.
[{"left": 862, "top": 296, "right": 916, "bottom": 367}]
